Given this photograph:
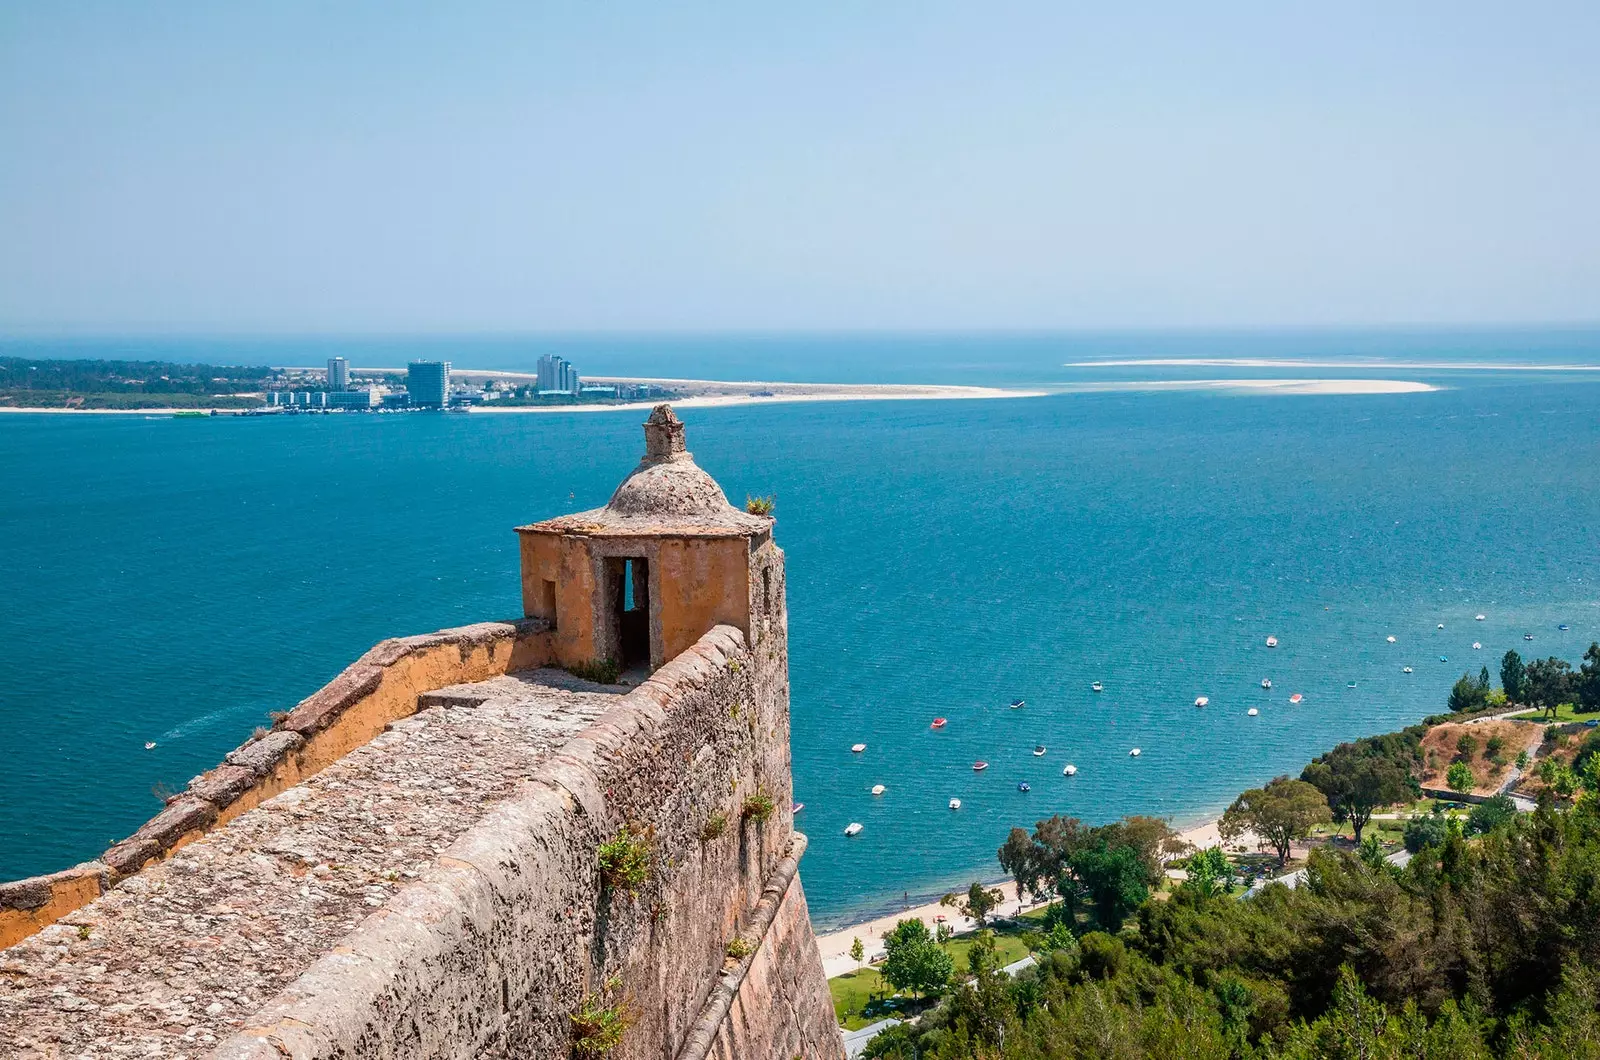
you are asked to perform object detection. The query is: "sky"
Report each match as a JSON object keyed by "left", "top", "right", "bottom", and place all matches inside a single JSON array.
[{"left": 2, "top": 2, "right": 1597, "bottom": 334}]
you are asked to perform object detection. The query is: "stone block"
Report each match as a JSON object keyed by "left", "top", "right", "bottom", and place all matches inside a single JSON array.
[
  {"left": 226, "top": 729, "right": 306, "bottom": 776},
  {"left": 284, "top": 665, "right": 383, "bottom": 734},
  {"left": 188, "top": 763, "right": 260, "bottom": 806},
  {"left": 103, "top": 838, "right": 161, "bottom": 877},
  {"left": 129, "top": 796, "right": 217, "bottom": 850}
]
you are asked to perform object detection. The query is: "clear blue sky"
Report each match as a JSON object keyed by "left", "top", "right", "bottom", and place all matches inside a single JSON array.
[{"left": 2, "top": 2, "right": 1596, "bottom": 333}]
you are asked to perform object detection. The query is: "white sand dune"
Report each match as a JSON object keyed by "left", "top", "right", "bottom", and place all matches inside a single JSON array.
[
  {"left": 1063, "top": 378, "right": 1437, "bottom": 395},
  {"left": 1065, "top": 357, "right": 1599, "bottom": 371}
]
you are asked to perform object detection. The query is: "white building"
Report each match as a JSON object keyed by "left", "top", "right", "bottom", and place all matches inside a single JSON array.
[{"left": 327, "top": 357, "right": 349, "bottom": 391}]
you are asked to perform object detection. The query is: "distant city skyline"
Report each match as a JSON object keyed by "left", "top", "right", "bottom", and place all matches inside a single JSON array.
[{"left": 2, "top": 3, "right": 1597, "bottom": 334}]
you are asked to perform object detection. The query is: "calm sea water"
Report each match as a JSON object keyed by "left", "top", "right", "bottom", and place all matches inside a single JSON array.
[{"left": 2, "top": 330, "right": 1599, "bottom": 928}]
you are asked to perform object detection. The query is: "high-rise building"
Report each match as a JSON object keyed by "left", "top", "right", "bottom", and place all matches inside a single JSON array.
[
  {"left": 407, "top": 361, "right": 451, "bottom": 407},
  {"left": 536, "top": 354, "right": 581, "bottom": 396},
  {"left": 327, "top": 357, "right": 349, "bottom": 391}
]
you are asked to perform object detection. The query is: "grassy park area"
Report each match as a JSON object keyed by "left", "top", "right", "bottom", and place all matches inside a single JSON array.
[{"left": 828, "top": 924, "right": 1033, "bottom": 1030}]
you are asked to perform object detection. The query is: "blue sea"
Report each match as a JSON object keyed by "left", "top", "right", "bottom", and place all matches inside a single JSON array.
[{"left": 2, "top": 329, "right": 1599, "bottom": 929}]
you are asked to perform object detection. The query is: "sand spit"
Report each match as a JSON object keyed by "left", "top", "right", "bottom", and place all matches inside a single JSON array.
[
  {"left": 1064, "top": 378, "right": 1437, "bottom": 395},
  {"left": 1066, "top": 357, "right": 1599, "bottom": 372}
]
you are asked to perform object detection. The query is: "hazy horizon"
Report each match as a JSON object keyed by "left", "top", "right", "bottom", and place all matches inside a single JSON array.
[{"left": 4, "top": 3, "right": 1597, "bottom": 334}]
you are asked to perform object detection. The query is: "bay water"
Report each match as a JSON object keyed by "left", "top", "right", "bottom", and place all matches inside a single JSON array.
[{"left": 2, "top": 330, "right": 1598, "bottom": 927}]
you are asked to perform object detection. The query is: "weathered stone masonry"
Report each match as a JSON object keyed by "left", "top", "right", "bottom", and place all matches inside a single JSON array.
[{"left": 0, "top": 406, "right": 841, "bottom": 1059}]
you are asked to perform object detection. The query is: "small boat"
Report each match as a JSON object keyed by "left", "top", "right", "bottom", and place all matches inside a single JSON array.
[
  {"left": 1437, "top": 624, "right": 1445, "bottom": 630},
  {"left": 1091, "top": 681, "right": 1103, "bottom": 693},
  {"left": 1289, "top": 693, "right": 1304, "bottom": 704},
  {"left": 1194, "top": 696, "right": 1209, "bottom": 708},
  {"left": 1473, "top": 642, "right": 1482, "bottom": 650},
  {"left": 1560, "top": 624, "right": 1571, "bottom": 631},
  {"left": 1387, "top": 635, "right": 1396, "bottom": 643},
  {"left": 844, "top": 822, "right": 863, "bottom": 837},
  {"left": 1063, "top": 764, "right": 1077, "bottom": 776},
  {"left": 1010, "top": 699, "right": 1026, "bottom": 709},
  {"left": 1017, "top": 782, "right": 1031, "bottom": 792},
  {"left": 1439, "top": 655, "right": 1448, "bottom": 662},
  {"left": 949, "top": 798, "right": 961, "bottom": 810},
  {"left": 871, "top": 784, "right": 886, "bottom": 796},
  {"left": 931, "top": 717, "right": 947, "bottom": 729},
  {"left": 1266, "top": 636, "right": 1278, "bottom": 647},
  {"left": 1525, "top": 633, "right": 1535, "bottom": 641},
  {"left": 1347, "top": 680, "right": 1358, "bottom": 688},
  {"left": 144, "top": 741, "right": 157, "bottom": 750},
  {"left": 1403, "top": 667, "right": 1413, "bottom": 674},
  {"left": 791, "top": 802, "right": 804, "bottom": 813},
  {"left": 851, "top": 743, "right": 866, "bottom": 753},
  {"left": 1261, "top": 678, "right": 1272, "bottom": 689},
  {"left": 1129, "top": 748, "right": 1142, "bottom": 757},
  {"left": 972, "top": 761, "right": 988, "bottom": 772},
  {"left": 1247, "top": 708, "right": 1259, "bottom": 717},
  {"left": 1476, "top": 614, "right": 1486, "bottom": 621},
  {"left": 1033, "top": 745, "right": 1047, "bottom": 756}
]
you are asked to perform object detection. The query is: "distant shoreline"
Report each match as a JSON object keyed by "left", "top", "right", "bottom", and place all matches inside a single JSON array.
[{"left": 0, "top": 375, "right": 1046, "bottom": 415}]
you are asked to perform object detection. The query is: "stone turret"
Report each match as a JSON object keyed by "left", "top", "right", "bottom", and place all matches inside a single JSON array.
[{"left": 516, "top": 405, "right": 784, "bottom": 672}]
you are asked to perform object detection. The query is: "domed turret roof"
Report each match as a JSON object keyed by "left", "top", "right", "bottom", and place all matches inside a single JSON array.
[{"left": 520, "top": 405, "right": 772, "bottom": 538}]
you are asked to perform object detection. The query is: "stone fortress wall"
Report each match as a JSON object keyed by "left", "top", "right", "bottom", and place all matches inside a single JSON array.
[{"left": 0, "top": 406, "right": 842, "bottom": 1059}]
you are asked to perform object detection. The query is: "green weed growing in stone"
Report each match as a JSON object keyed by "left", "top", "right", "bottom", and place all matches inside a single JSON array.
[
  {"left": 700, "top": 812, "right": 727, "bottom": 841},
  {"left": 570, "top": 976, "right": 630, "bottom": 1056},
  {"left": 726, "top": 935, "right": 754, "bottom": 959},
  {"left": 597, "top": 825, "right": 652, "bottom": 896},
  {"left": 741, "top": 793, "right": 775, "bottom": 825},
  {"left": 744, "top": 494, "right": 776, "bottom": 516},
  {"left": 567, "top": 658, "right": 623, "bottom": 685}
]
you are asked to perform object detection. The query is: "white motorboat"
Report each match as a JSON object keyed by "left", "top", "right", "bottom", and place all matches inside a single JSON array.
[
  {"left": 1261, "top": 678, "right": 1272, "bottom": 689},
  {"left": 871, "top": 784, "right": 885, "bottom": 795},
  {"left": 844, "top": 822, "right": 863, "bottom": 837},
  {"left": 1129, "top": 747, "right": 1142, "bottom": 757},
  {"left": 851, "top": 743, "right": 866, "bottom": 753},
  {"left": 1194, "top": 696, "right": 1209, "bottom": 708},
  {"left": 1266, "top": 636, "right": 1278, "bottom": 647},
  {"left": 1247, "top": 708, "right": 1259, "bottom": 716},
  {"left": 949, "top": 798, "right": 961, "bottom": 810},
  {"left": 1063, "top": 764, "right": 1077, "bottom": 776},
  {"left": 1387, "top": 635, "right": 1396, "bottom": 643}
]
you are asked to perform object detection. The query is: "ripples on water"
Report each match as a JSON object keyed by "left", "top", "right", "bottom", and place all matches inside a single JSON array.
[{"left": 1, "top": 336, "right": 1598, "bottom": 926}]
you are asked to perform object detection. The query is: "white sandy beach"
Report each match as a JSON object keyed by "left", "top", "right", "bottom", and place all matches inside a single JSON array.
[{"left": 1065, "top": 358, "right": 1600, "bottom": 372}]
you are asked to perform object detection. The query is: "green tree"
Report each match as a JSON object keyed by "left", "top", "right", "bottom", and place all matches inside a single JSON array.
[
  {"left": 1467, "top": 794, "right": 1516, "bottom": 835},
  {"left": 1525, "top": 656, "right": 1575, "bottom": 720},
  {"left": 1219, "top": 776, "right": 1331, "bottom": 866},
  {"left": 1448, "top": 673, "right": 1488, "bottom": 714},
  {"left": 880, "top": 919, "right": 953, "bottom": 1000},
  {"left": 1579, "top": 642, "right": 1600, "bottom": 713},
  {"left": 941, "top": 880, "right": 1005, "bottom": 928},
  {"left": 1446, "top": 761, "right": 1475, "bottom": 794},
  {"left": 1068, "top": 842, "right": 1151, "bottom": 930},
  {"left": 1185, "top": 846, "right": 1235, "bottom": 898},
  {"left": 1403, "top": 813, "right": 1450, "bottom": 854},
  {"left": 1302, "top": 751, "right": 1412, "bottom": 844},
  {"left": 849, "top": 936, "right": 864, "bottom": 968},
  {"left": 1502, "top": 649, "right": 1526, "bottom": 702}
]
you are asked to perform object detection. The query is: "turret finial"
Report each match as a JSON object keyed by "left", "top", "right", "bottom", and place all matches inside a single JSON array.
[{"left": 643, "top": 404, "right": 688, "bottom": 463}]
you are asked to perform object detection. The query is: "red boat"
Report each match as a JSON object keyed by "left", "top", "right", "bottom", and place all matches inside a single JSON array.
[
  {"left": 972, "top": 761, "right": 988, "bottom": 771},
  {"left": 931, "top": 717, "right": 948, "bottom": 729}
]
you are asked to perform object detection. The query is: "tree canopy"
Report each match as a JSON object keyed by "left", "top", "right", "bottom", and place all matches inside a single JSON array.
[
  {"left": 1302, "top": 744, "right": 1415, "bottom": 843},
  {"left": 880, "top": 918, "right": 954, "bottom": 999},
  {"left": 1219, "top": 776, "right": 1331, "bottom": 866}
]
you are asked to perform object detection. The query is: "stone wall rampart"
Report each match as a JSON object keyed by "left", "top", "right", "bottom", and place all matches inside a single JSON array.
[
  {"left": 0, "top": 618, "right": 552, "bottom": 950},
  {"left": 209, "top": 623, "right": 839, "bottom": 1059}
]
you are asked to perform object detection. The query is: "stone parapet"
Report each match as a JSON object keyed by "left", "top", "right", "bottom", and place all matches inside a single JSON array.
[{"left": 0, "top": 617, "right": 552, "bottom": 950}]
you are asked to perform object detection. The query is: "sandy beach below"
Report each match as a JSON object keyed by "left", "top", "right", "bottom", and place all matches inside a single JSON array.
[
  {"left": 814, "top": 815, "right": 1252, "bottom": 977},
  {"left": 1061, "top": 378, "right": 1438, "bottom": 395}
]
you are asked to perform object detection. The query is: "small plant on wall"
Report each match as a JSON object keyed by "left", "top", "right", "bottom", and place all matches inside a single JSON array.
[
  {"left": 700, "top": 812, "right": 727, "bottom": 841},
  {"left": 745, "top": 494, "right": 776, "bottom": 516},
  {"left": 741, "top": 793, "right": 775, "bottom": 825},
  {"left": 570, "top": 976, "right": 630, "bottom": 1057},
  {"left": 726, "top": 935, "right": 754, "bottom": 959},
  {"left": 597, "top": 824, "right": 652, "bottom": 897}
]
